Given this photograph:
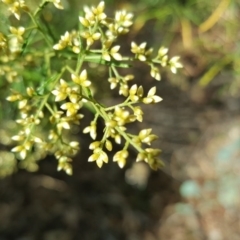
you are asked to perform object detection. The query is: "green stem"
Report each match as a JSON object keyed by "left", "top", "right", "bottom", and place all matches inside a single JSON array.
[
  {"left": 23, "top": 67, "right": 67, "bottom": 144},
  {"left": 105, "top": 100, "right": 135, "bottom": 111},
  {"left": 76, "top": 52, "right": 86, "bottom": 74},
  {"left": 34, "top": 0, "right": 49, "bottom": 16},
  {"left": 28, "top": 12, "right": 53, "bottom": 47},
  {"left": 111, "top": 65, "right": 120, "bottom": 78},
  {"left": 45, "top": 102, "right": 55, "bottom": 115}
]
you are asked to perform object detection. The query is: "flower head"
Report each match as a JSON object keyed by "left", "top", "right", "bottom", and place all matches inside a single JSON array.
[
  {"left": 71, "top": 69, "right": 91, "bottom": 87},
  {"left": 113, "top": 149, "right": 128, "bottom": 168},
  {"left": 88, "top": 147, "right": 108, "bottom": 168}
]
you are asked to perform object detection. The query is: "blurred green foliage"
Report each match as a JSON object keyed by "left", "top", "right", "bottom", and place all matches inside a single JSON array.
[{"left": 123, "top": 0, "right": 240, "bottom": 95}]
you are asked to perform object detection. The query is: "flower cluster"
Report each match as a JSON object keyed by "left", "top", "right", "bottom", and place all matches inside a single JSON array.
[
  {"left": 1, "top": 1, "right": 183, "bottom": 177},
  {"left": 53, "top": 31, "right": 81, "bottom": 53},
  {"left": 1, "top": 0, "right": 28, "bottom": 20}
]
